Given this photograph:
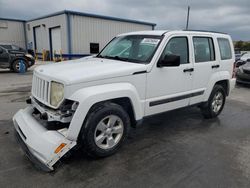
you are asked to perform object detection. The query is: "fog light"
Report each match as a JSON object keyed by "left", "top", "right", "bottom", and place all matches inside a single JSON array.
[{"left": 54, "top": 143, "right": 66, "bottom": 154}]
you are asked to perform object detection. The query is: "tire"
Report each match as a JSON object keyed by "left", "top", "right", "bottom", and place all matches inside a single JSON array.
[
  {"left": 80, "top": 102, "right": 130, "bottom": 158},
  {"left": 201, "top": 85, "right": 226, "bottom": 119},
  {"left": 12, "top": 59, "right": 27, "bottom": 73}
]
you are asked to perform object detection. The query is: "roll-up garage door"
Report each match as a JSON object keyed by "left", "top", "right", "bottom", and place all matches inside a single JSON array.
[
  {"left": 34, "top": 26, "right": 43, "bottom": 53},
  {"left": 51, "top": 27, "right": 62, "bottom": 56}
]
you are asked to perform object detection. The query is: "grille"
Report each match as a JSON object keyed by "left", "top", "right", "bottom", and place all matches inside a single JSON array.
[
  {"left": 243, "top": 69, "right": 250, "bottom": 74},
  {"left": 32, "top": 74, "right": 50, "bottom": 105}
]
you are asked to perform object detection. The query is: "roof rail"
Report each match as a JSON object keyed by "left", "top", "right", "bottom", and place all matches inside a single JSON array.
[{"left": 183, "top": 29, "right": 227, "bottom": 35}]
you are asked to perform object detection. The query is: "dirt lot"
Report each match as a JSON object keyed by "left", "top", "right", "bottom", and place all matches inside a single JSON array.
[{"left": 0, "top": 65, "right": 250, "bottom": 188}]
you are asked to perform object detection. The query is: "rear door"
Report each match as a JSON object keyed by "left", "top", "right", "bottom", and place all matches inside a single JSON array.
[{"left": 189, "top": 36, "right": 218, "bottom": 105}]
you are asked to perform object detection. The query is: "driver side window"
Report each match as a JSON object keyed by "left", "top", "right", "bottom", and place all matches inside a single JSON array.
[{"left": 160, "top": 37, "right": 189, "bottom": 64}]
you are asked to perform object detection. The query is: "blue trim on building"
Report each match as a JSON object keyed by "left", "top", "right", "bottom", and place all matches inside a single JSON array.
[
  {"left": 23, "top": 22, "right": 28, "bottom": 50},
  {"left": 66, "top": 13, "right": 72, "bottom": 56},
  {"left": 27, "top": 10, "right": 156, "bottom": 27},
  {"left": 0, "top": 17, "right": 25, "bottom": 22}
]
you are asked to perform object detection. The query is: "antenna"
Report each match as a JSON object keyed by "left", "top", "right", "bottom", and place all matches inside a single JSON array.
[{"left": 186, "top": 6, "right": 190, "bottom": 30}]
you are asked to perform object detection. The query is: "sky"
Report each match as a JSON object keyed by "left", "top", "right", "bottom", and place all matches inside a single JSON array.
[{"left": 0, "top": 0, "right": 249, "bottom": 41}]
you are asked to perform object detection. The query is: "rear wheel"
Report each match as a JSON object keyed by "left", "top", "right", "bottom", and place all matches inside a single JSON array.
[
  {"left": 201, "top": 85, "right": 226, "bottom": 119},
  {"left": 12, "top": 59, "right": 27, "bottom": 73},
  {"left": 80, "top": 102, "right": 130, "bottom": 158}
]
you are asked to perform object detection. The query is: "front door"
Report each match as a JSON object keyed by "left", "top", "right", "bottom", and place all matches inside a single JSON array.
[
  {"left": 145, "top": 35, "right": 194, "bottom": 116},
  {"left": 0, "top": 47, "right": 10, "bottom": 68}
]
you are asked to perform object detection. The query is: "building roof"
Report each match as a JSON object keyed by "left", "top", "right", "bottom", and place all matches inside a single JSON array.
[
  {"left": 0, "top": 17, "right": 25, "bottom": 22},
  {"left": 27, "top": 10, "right": 156, "bottom": 27}
]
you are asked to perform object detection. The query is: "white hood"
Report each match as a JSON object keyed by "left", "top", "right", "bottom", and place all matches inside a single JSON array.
[{"left": 34, "top": 57, "right": 147, "bottom": 85}]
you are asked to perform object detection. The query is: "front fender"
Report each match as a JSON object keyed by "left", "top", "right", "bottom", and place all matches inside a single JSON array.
[{"left": 66, "top": 83, "right": 144, "bottom": 140}]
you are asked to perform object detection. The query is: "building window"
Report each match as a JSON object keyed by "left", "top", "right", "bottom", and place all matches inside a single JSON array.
[{"left": 90, "top": 43, "right": 99, "bottom": 54}]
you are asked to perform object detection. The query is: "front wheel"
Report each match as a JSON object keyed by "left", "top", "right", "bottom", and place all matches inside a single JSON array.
[
  {"left": 201, "top": 85, "right": 226, "bottom": 119},
  {"left": 12, "top": 60, "right": 27, "bottom": 73},
  {"left": 80, "top": 102, "right": 130, "bottom": 158}
]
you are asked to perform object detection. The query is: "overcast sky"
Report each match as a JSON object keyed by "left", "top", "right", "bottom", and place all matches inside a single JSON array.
[{"left": 0, "top": 0, "right": 249, "bottom": 41}]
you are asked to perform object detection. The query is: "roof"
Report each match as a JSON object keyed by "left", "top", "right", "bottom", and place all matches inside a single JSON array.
[
  {"left": 119, "top": 30, "right": 229, "bottom": 36},
  {"left": 0, "top": 17, "right": 25, "bottom": 22},
  {"left": 27, "top": 10, "right": 156, "bottom": 27},
  {"left": 118, "top": 30, "right": 168, "bottom": 36}
]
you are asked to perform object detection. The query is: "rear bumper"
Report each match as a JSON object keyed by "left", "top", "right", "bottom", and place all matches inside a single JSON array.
[
  {"left": 13, "top": 106, "right": 76, "bottom": 171},
  {"left": 229, "top": 78, "right": 236, "bottom": 93}
]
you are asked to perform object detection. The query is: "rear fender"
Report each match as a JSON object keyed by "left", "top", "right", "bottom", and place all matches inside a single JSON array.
[{"left": 204, "top": 71, "right": 230, "bottom": 101}]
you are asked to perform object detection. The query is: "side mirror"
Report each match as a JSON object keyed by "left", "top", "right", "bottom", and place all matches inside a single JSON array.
[
  {"left": 0, "top": 48, "right": 4, "bottom": 54},
  {"left": 157, "top": 54, "right": 180, "bottom": 67}
]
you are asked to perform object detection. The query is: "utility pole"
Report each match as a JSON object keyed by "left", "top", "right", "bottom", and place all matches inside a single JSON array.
[{"left": 186, "top": 6, "right": 190, "bottom": 30}]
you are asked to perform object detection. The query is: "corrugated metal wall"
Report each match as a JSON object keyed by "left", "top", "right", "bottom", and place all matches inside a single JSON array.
[
  {"left": 26, "top": 14, "right": 67, "bottom": 54},
  {"left": 70, "top": 15, "right": 153, "bottom": 54},
  {"left": 0, "top": 19, "right": 25, "bottom": 48}
]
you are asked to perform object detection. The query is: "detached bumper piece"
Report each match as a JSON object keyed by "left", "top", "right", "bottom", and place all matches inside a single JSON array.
[
  {"left": 14, "top": 130, "right": 52, "bottom": 172},
  {"left": 13, "top": 106, "right": 76, "bottom": 172}
]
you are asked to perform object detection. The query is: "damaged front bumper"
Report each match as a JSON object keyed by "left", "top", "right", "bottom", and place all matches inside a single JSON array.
[{"left": 13, "top": 106, "right": 76, "bottom": 171}]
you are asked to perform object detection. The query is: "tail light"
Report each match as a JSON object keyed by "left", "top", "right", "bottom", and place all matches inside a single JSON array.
[{"left": 232, "top": 62, "right": 236, "bottom": 78}]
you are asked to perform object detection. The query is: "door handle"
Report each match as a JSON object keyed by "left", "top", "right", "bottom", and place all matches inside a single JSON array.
[
  {"left": 212, "top": 65, "right": 220, "bottom": 69},
  {"left": 183, "top": 68, "right": 194, "bottom": 72}
]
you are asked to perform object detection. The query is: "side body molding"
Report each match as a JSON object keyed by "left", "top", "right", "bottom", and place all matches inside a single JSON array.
[{"left": 67, "top": 83, "right": 144, "bottom": 140}]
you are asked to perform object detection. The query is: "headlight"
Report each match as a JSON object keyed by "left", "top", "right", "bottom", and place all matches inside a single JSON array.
[
  {"left": 25, "top": 54, "right": 34, "bottom": 59},
  {"left": 50, "top": 81, "right": 64, "bottom": 107}
]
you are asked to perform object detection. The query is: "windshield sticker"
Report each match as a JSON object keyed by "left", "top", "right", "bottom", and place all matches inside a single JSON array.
[{"left": 141, "top": 38, "right": 160, "bottom": 45}]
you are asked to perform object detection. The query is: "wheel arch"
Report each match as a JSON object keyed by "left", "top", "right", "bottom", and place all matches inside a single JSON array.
[
  {"left": 11, "top": 57, "right": 28, "bottom": 68},
  {"left": 204, "top": 72, "right": 231, "bottom": 101},
  {"left": 66, "top": 83, "right": 144, "bottom": 141},
  {"left": 214, "top": 80, "right": 229, "bottom": 96}
]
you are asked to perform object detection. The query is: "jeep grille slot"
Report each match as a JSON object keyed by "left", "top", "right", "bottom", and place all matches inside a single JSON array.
[{"left": 32, "top": 75, "right": 50, "bottom": 104}]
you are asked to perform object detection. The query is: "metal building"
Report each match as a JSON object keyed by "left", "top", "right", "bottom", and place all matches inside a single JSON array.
[
  {"left": 0, "top": 18, "right": 26, "bottom": 48},
  {"left": 25, "top": 10, "right": 156, "bottom": 59}
]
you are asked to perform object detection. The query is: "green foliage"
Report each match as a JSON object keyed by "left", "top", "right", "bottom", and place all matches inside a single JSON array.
[{"left": 234, "top": 41, "right": 250, "bottom": 51}]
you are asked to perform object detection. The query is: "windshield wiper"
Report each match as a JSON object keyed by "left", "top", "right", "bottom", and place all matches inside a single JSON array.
[{"left": 98, "top": 55, "right": 128, "bottom": 62}]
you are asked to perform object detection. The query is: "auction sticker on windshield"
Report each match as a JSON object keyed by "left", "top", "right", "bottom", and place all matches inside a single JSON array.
[{"left": 141, "top": 38, "right": 160, "bottom": 45}]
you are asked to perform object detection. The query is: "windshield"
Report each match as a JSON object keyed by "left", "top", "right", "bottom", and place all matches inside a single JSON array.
[
  {"left": 97, "top": 35, "right": 162, "bottom": 63},
  {"left": 0, "top": 45, "right": 12, "bottom": 50}
]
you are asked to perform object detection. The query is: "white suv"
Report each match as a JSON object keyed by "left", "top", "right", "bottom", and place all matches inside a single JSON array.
[{"left": 13, "top": 30, "right": 236, "bottom": 171}]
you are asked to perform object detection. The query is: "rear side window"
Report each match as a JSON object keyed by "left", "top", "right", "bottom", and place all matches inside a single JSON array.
[
  {"left": 217, "top": 38, "right": 232, "bottom": 60},
  {"left": 193, "top": 37, "right": 215, "bottom": 62}
]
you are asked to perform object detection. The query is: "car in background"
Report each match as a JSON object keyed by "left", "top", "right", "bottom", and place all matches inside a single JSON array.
[
  {"left": 240, "top": 53, "right": 250, "bottom": 62},
  {"left": 0, "top": 44, "right": 35, "bottom": 73},
  {"left": 235, "top": 48, "right": 242, "bottom": 61},
  {"left": 235, "top": 53, "right": 250, "bottom": 68},
  {"left": 236, "top": 61, "right": 250, "bottom": 85}
]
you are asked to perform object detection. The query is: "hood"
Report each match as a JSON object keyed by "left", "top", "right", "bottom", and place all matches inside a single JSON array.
[
  {"left": 35, "top": 57, "right": 147, "bottom": 85},
  {"left": 242, "top": 62, "right": 250, "bottom": 70}
]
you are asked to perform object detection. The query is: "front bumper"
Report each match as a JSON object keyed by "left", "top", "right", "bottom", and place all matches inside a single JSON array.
[
  {"left": 13, "top": 106, "right": 76, "bottom": 171},
  {"left": 28, "top": 58, "right": 35, "bottom": 66},
  {"left": 236, "top": 72, "right": 250, "bottom": 85}
]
